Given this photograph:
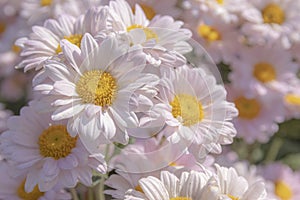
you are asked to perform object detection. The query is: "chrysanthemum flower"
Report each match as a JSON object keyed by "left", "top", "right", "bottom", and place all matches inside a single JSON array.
[
  {"left": 229, "top": 45, "right": 298, "bottom": 96},
  {"left": 226, "top": 84, "right": 282, "bottom": 143},
  {"left": 0, "top": 161, "right": 71, "bottom": 200},
  {"left": 105, "top": 137, "right": 211, "bottom": 199},
  {"left": 0, "top": 105, "right": 106, "bottom": 192},
  {"left": 16, "top": 6, "right": 109, "bottom": 71},
  {"left": 260, "top": 163, "right": 300, "bottom": 200},
  {"left": 107, "top": 0, "right": 192, "bottom": 54},
  {"left": 20, "top": 0, "right": 104, "bottom": 25},
  {"left": 124, "top": 164, "right": 268, "bottom": 200},
  {"left": 241, "top": 0, "right": 300, "bottom": 48},
  {"left": 33, "top": 34, "right": 159, "bottom": 145},
  {"left": 145, "top": 66, "right": 237, "bottom": 159}
]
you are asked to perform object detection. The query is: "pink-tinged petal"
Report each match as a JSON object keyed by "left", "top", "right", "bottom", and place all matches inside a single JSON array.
[{"left": 52, "top": 103, "right": 85, "bottom": 121}]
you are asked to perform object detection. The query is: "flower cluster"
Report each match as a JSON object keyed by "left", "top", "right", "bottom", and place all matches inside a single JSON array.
[{"left": 0, "top": 0, "right": 300, "bottom": 200}]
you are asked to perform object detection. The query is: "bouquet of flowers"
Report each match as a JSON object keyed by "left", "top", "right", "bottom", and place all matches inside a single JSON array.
[{"left": 0, "top": 0, "right": 300, "bottom": 199}]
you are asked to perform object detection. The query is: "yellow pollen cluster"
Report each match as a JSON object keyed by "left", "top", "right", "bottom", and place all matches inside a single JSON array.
[
  {"left": 56, "top": 34, "right": 83, "bottom": 54},
  {"left": 285, "top": 94, "right": 300, "bottom": 106},
  {"left": 17, "top": 180, "right": 44, "bottom": 200},
  {"left": 262, "top": 3, "right": 285, "bottom": 24},
  {"left": 127, "top": 24, "right": 158, "bottom": 42},
  {"left": 234, "top": 96, "right": 260, "bottom": 119},
  {"left": 133, "top": 4, "right": 156, "bottom": 20},
  {"left": 228, "top": 194, "right": 240, "bottom": 200},
  {"left": 135, "top": 185, "right": 144, "bottom": 193},
  {"left": 38, "top": 125, "right": 77, "bottom": 160},
  {"left": 253, "top": 62, "right": 276, "bottom": 83},
  {"left": 170, "top": 197, "right": 192, "bottom": 200},
  {"left": 76, "top": 70, "right": 117, "bottom": 107},
  {"left": 40, "top": 0, "right": 52, "bottom": 7},
  {"left": 170, "top": 94, "right": 204, "bottom": 126},
  {"left": 12, "top": 45, "right": 21, "bottom": 54},
  {"left": 275, "top": 181, "right": 293, "bottom": 200},
  {"left": 197, "top": 24, "right": 221, "bottom": 42}
]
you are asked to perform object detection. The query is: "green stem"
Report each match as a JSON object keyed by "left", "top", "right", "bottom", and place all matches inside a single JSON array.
[
  {"left": 70, "top": 188, "right": 80, "bottom": 200},
  {"left": 99, "top": 175, "right": 106, "bottom": 200},
  {"left": 265, "top": 137, "right": 283, "bottom": 163},
  {"left": 88, "top": 187, "right": 94, "bottom": 200}
]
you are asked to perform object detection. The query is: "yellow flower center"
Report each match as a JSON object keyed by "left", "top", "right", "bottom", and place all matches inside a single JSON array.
[
  {"left": 12, "top": 45, "right": 21, "bottom": 54},
  {"left": 169, "top": 162, "right": 177, "bottom": 167},
  {"left": 216, "top": 0, "right": 224, "bottom": 5},
  {"left": 76, "top": 70, "right": 117, "bottom": 107},
  {"left": 170, "top": 94, "right": 204, "bottom": 126},
  {"left": 56, "top": 34, "right": 83, "bottom": 54},
  {"left": 127, "top": 24, "right": 158, "bottom": 42},
  {"left": 0, "top": 22, "right": 6, "bottom": 34},
  {"left": 285, "top": 94, "right": 300, "bottom": 106},
  {"left": 136, "top": 4, "right": 156, "bottom": 20},
  {"left": 234, "top": 97, "right": 260, "bottom": 119},
  {"left": 17, "top": 179, "right": 44, "bottom": 200},
  {"left": 135, "top": 185, "right": 144, "bottom": 193},
  {"left": 197, "top": 24, "right": 221, "bottom": 42},
  {"left": 170, "top": 197, "right": 192, "bottom": 200},
  {"left": 262, "top": 3, "right": 285, "bottom": 24},
  {"left": 275, "top": 181, "right": 293, "bottom": 200},
  {"left": 253, "top": 62, "right": 276, "bottom": 83},
  {"left": 40, "top": 0, "right": 52, "bottom": 7},
  {"left": 228, "top": 194, "right": 239, "bottom": 200},
  {"left": 38, "top": 125, "right": 78, "bottom": 160}
]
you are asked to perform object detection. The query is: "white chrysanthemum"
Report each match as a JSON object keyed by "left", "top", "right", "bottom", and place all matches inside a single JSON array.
[
  {"left": 260, "top": 163, "right": 300, "bottom": 200},
  {"left": 205, "top": 164, "right": 268, "bottom": 200},
  {"left": 284, "top": 82, "right": 300, "bottom": 119},
  {"left": 192, "top": 14, "right": 241, "bottom": 64},
  {"left": 0, "top": 0, "right": 21, "bottom": 17},
  {"left": 229, "top": 45, "right": 298, "bottom": 96},
  {"left": 226, "top": 85, "right": 283, "bottom": 144},
  {"left": 0, "top": 161, "right": 71, "bottom": 200},
  {"left": 126, "top": 0, "right": 181, "bottom": 20},
  {"left": 144, "top": 66, "right": 237, "bottom": 159},
  {"left": 107, "top": 0, "right": 192, "bottom": 54},
  {"left": 124, "top": 170, "right": 212, "bottom": 200},
  {"left": 196, "top": 0, "right": 252, "bottom": 24},
  {"left": 33, "top": 34, "right": 159, "bottom": 145},
  {"left": 0, "top": 105, "right": 106, "bottom": 192},
  {"left": 105, "top": 138, "right": 212, "bottom": 200},
  {"left": 241, "top": 0, "right": 300, "bottom": 48},
  {"left": 16, "top": 7, "right": 109, "bottom": 72},
  {"left": 124, "top": 165, "right": 268, "bottom": 200},
  {"left": 0, "top": 16, "right": 29, "bottom": 76},
  {"left": 20, "top": 0, "right": 104, "bottom": 24}
]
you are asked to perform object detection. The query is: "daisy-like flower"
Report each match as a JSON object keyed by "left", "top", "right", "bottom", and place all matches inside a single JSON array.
[
  {"left": 284, "top": 83, "right": 300, "bottom": 119},
  {"left": 16, "top": 6, "right": 109, "bottom": 72},
  {"left": 124, "top": 170, "right": 212, "bottom": 200},
  {"left": 196, "top": 0, "right": 252, "bottom": 24},
  {"left": 144, "top": 66, "right": 237, "bottom": 159},
  {"left": 0, "top": 16, "right": 29, "bottom": 76},
  {"left": 241, "top": 0, "right": 300, "bottom": 48},
  {"left": 33, "top": 34, "right": 159, "bottom": 146},
  {"left": 260, "top": 163, "right": 300, "bottom": 200},
  {"left": 226, "top": 84, "right": 283, "bottom": 144},
  {"left": 105, "top": 137, "right": 212, "bottom": 199},
  {"left": 0, "top": 105, "right": 106, "bottom": 192},
  {"left": 0, "top": 161, "right": 71, "bottom": 200},
  {"left": 107, "top": 0, "right": 192, "bottom": 54},
  {"left": 205, "top": 164, "right": 268, "bottom": 200},
  {"left": 126, "top": 0, "right": 181, "bottom": 20},
  {"left": 192, "top": 14, "right": 242, "bottom": 64},
  {"left": 20, "top": 0, "right": 104, "bottom": 25},
  {"left": 124, "top": 164, "right": 268, "bottom": 200},
  {"left": 229, "top": 44, "right": 298, "bottom": 96}
]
